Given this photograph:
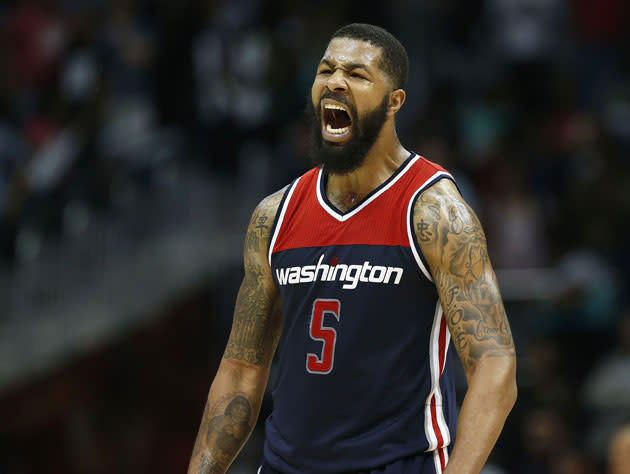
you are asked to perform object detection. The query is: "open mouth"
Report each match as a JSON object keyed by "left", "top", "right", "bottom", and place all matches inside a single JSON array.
[{"left": 321, "top": 100, "right": 353, "bottom": 143}]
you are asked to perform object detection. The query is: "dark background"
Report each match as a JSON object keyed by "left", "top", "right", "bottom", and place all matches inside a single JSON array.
[{"left": 1, "top": 1, "right": 629, "bottom": 473}]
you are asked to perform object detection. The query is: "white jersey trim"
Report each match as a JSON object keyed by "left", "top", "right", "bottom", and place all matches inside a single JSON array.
[
  {"left": 316, "top": 154, "right": 420, "bottom": 222},
  {"left": 432, "top": 446, "right": 449, "bottom": 474},
  {"left": 433, "top": 450, "right": 441, "bottom": 474},
  {"left": 268, "top": 177, "right": 301, "bottom": 267},
  {"left": 424, "top": 301, "right": 452, "bottom": 452},
  {"left": 406, "top": 170, "right": 454, "bottom": 283}
]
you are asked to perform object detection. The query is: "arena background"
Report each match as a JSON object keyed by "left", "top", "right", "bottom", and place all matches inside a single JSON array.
[{"left": 1, "top": 1, "right": 629, "bottom": 473}]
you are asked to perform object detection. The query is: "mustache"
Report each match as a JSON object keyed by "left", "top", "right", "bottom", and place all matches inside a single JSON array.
[
  {"left": 316, "top": 91, "right": 357, "bottom": 122},
  {"left": 319, "top": 91, "right": 353, "bottom": 108}
]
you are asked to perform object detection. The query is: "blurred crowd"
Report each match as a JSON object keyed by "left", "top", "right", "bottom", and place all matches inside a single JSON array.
[{"left": 1, "top": 0, "right": 630, "bottom": 473}]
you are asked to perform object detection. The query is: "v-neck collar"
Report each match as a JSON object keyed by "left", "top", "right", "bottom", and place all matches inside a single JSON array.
[{"left": 316, "top": 152, "right": 418, "bottom": 222}]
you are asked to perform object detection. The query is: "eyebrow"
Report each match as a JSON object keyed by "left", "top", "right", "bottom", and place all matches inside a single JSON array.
[{"left": 320, "top": 58, "right": 371, "bottom": 73}]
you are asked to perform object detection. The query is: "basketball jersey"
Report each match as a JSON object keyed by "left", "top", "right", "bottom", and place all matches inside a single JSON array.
[{"left": 264, "top": 153, "right": 458, "bottom": 474}]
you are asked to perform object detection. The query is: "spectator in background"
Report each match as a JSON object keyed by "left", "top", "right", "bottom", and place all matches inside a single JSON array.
[
  {"left": 483, "top": 159, "right": 548, "bottom": 269},
  {"left": 570, "top": 0, "right": 630, "bottom": 109},
  {"left": 100, "top": 0, "right": 155, "bottom": 101},
  {"left": 518, "top": 338, "right": 571, "bottom": 413},
  {"left": 512, "top": 407, "right": 569, "bottom": 474},
  {"left": 607, "top": 424, "right": 630, "bottom": 474},
  {"left": 97, "top": 0, "right": 160, "bottom": 176},
  {"left": 0, "top": 106, "right": 26, "bottom": 265},
  {"left": 485, "top": 0, "right": 569, "bottom": 113},
  {"left": 192, "top": 0, "right": 274, "bottom": 176},
  {"left": 582, "top": 310, "right": 630, "bottom": 463},
  {"left": 550, "top": 450, "right": 596, "bottom": 474},
  {"left": 4, "top": 0, "right": 67, "bottom": 121}
]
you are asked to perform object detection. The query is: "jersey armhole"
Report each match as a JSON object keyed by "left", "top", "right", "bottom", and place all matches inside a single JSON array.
[
  {"left": 267, "top": 177, "right": 301, "bottom": 267},
  {"left": 406, "top": 173, "right": 459, "bottom": 284}
]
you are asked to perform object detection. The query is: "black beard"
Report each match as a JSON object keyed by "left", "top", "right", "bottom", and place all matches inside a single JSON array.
[{"left": 307, "top": 92, "right": 389, "bottom": 175}]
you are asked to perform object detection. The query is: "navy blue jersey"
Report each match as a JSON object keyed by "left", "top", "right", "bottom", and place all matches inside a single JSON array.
[
  {"left": 259, "top": 448, "right": 451, "bottom": 474},
  {"left": 265, "top": 153, "right": 457, "bottom": 474}
]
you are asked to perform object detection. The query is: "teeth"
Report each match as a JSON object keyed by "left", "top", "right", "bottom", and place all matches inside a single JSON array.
[
  {"left": 326, "top": 123, "right": 350, "bottom": 134},
  {"left": 324, "top": 104, "right": 347, "bottom": 112}
]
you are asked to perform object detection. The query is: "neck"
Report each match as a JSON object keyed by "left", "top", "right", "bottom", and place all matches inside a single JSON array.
[{"left": 326, "top": 126, "right": 409, "bottom": 204}]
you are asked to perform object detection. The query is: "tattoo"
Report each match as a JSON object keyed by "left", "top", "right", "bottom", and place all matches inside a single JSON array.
[
  {"left": 189, "top": 394, "right": 254, "bottom": 474},
  {"left": 189, "top": 187, "right": 287, "bottom": 474},
  {"left": 223, "top": 266, "right": 271, "bottom": 365},
  {"left": 191, "top": 401, "right": 210, "bottom": 459},
  {"left": 198, "top": 455, "right": 214, "bottom": 473},
  {"left": 225, "top": 187, "right": 286, "bottom": 366},
  {"left": 205, "top": 395, "right": 252, "bottom": 452},
  {"left": 328, "top": 190, "right": 364, "bottom": 212},
  {"left": 416, "top": 219, "right": 433, "bottom": 242},
  {"left": 254, "top": 215, "right": 269, "bottom": 235},
  {"left": 244, "top": 207, "right": 265, "bottom": 252},
  {"left": 415, "top": 181, "right": 515, "bottom": 370}
]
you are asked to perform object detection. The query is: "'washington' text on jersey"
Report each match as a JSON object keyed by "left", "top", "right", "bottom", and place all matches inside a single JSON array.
[{"left": 275, "top": 253, "right": 404, "bottom": 289}]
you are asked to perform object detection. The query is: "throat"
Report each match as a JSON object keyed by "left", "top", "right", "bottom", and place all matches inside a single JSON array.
[{"left": 329, "top": 190, "right": 365, "bottom": 211}]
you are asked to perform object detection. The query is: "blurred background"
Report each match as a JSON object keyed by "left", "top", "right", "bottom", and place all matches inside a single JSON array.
[{"left": 1, "top": 0, "right": 629, "bottom": 473}]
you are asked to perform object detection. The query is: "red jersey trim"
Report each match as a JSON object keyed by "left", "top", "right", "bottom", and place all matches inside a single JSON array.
[
  {"left": 424, "top": 302, "right": 452, "bottom": 451},
  {"left": 271, "top": 155, "right": 456, "bottom": 256}
]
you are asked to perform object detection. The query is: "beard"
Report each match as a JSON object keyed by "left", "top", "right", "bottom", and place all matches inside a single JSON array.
[{"left": 307, "top": 92, "right": 389, "bottom": 175}]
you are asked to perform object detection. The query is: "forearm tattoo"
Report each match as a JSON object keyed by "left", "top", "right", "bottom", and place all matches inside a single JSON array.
[
  {"left": 190, "top": 394, "right": 254, "bottom": 474},
  {"left": 415, "top": 181, "right": 515, "bottom": 371},
  {"left": 189, "top": 188, "right": 286, "bottom": 474}
]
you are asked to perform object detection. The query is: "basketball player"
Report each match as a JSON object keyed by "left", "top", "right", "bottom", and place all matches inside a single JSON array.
[{"left": 188, "top": 23, "right": 517, "bottom": 474}]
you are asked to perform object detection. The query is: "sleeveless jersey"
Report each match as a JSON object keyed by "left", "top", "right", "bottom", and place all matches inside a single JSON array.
[{"left": 264, "top": 153, "right": 458, "bottom": 474}]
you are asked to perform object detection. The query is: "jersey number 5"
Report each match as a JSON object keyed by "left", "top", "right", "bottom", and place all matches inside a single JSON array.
[{"left": 306, "top": 299, "right": 341, "bottom": 374}]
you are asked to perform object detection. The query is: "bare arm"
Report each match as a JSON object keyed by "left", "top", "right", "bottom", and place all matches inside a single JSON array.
[
  {"left": 414, "top": 179, "right": 517, "bottom": 474},
  {"left": 188, "top": 187, "right": 287, "bottom": 474}
]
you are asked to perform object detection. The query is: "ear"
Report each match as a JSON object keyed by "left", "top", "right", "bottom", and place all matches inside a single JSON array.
[{"left": 387, "top": 89, "right": 406, "bottom": 117}]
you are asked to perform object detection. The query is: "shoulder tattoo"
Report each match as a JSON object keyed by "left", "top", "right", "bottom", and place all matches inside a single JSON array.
[{"left": 414, "top": 180, "right": 515, "bottom": 370}]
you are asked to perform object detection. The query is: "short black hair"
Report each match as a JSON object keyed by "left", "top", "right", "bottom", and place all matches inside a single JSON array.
[{"left": 330, "top": 23, "right": 409, "bottom": 91}]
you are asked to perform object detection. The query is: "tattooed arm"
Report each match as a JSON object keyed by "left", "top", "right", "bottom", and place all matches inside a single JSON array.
[
  {"left": 414, "top": 179, "right": 517, "bottom": 474},
  {"left": 187, "top": 187, "right": 287, "bottom": 474}
]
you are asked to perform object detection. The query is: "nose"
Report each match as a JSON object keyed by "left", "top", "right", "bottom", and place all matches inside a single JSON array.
[{"left": 326, "top": 69, "right": 348, "bottom": 93}]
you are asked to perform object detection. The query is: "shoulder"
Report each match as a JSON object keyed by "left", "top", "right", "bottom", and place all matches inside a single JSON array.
[
  {"left": 405, "top": 154, "right": 456, "bottom": 204},
  {"left": 412, "top": 177, "right": 467, "bottom": 229},
  {"left": 254, "top": 185, "right": 290, "bottom": 222},
  {"left": 248, "top": 167, "right": 319, "bottom": 233},
  {"left": 412, "top": 178, "right": 486, "bottom": 267},
  {"left": 415, "top": 177, "right": 462, "bottom": 212},
  {"left": 244, "top": 185, "right": 290, "bottom": 260}
]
